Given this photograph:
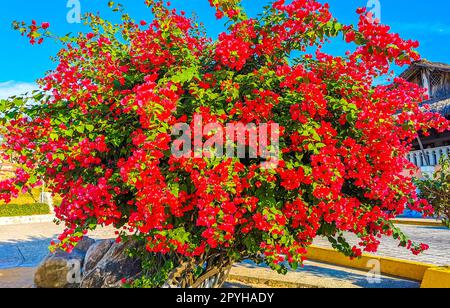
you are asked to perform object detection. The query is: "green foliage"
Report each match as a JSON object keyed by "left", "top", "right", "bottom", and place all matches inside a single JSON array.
[
  {"left": 415, "top": 157, "right": 450, "bottom": 228},
  {"left": 128, "top": 259, "right": 175, "bottom": 288},
  {"left": 0, "top": 203, "right": 50, "bottom": 217},
  {"left": 0, "top": 188, "right": 61, "bottom": 206},
  {"left": 124, "top": 248, "right": 178, "bottom": 288}
]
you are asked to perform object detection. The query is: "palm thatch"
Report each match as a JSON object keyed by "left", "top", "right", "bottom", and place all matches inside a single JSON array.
[
  {"left": 422, "top": 96, "right": 450, "bottom": 117},
  {"left": 400, "top": 60, "right": 450, "bottom": 80}
]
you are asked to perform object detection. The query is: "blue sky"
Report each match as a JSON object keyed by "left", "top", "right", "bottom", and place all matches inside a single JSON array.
[{"left": 0, "top": 0, "right": 449, "bottom": 98}]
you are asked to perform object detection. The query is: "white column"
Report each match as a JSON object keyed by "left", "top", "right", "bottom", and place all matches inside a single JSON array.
[
  {"left": 421, "top": 70, "right": 431, "bottom": 97},
  {"left": 40, "top": 192, "right": 54, "bottom": 214}
]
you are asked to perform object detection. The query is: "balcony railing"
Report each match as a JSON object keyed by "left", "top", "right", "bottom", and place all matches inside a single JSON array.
[{"left": 407, "top": 145, "right": 450, "bottom": 167}]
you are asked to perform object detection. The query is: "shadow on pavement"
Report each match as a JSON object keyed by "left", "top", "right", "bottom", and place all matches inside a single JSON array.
[
  {"left": 1, "top": 237, "right": 422, "bottom": 288},
  {"left": 238, "top": 260, "right": 420, "bottom": 288},
  {"left": 0, "top": 237, "right": 53, "bottom": 269}
]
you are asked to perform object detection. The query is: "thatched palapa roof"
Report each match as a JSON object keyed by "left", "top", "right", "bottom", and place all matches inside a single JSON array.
[
  {"left": 400, "top": 60, "right": 450, "bottom": 80},
  {"left": 422, "top": 96, "right": 450, "bottom": 117},
  {"left": 399, "top": 60, "right": 450, "bottom": 117}
]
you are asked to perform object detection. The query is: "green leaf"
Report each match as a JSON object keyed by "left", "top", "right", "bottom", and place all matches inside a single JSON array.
[
  {"left": 50, "top": 133, "right": 58, "bottom": 141},
  {"left": 76, "top": 126, "right": 85, "bottom": 134}
]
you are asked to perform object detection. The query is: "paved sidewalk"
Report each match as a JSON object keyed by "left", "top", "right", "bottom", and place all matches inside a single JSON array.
[
  {"left": 0, "top": 260, "right": 420, "bottom": 289},
  {"left": 313, "top": 225, "right": 450, "bottom": 266},
  {"left": 0, "top": 222, "right": 448, "bottom": 271},
  {"left": 230, "top": 260, "right": 420, "bottom": 288},
  {"left": 0, "top": 222, "right": 115, "bottom": 269},
  {"left": 1, "top": 222, "right": 441, "bottom": 288},
  {"left": 0, "top": 267, "right": 36, "bottom": 288}
]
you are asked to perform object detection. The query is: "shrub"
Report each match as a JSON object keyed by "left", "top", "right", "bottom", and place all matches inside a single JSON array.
[
  {"left": 0, "top": 203, "right": 50, "bottom": 217},
  {"left": 1, "top": 188, "right": 43, "bottom": 205},
  {"left": 0, "top": 0, "right": 448, "bottom": 276},
  {"left": 415, "top": 157, "right": 450, "bottom": 228}
]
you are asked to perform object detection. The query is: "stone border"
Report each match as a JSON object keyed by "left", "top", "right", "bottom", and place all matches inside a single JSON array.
[
  {"left": 306, "top": 246, "right": 432, "bottom": 281},
  {"left": 230, "top": 247, "right": 450, "bottom": 288},
  {"left": 391, "top": 218, "right": 444, "bottom": 227},
  {"left": 0, "top": 214, "right": 54, "bottom": 226},
  {"left": 421, "top": 267, "right": 450, "bottom": 288},
  {"left": 306, "top": 246, "right": 450, "bottom": 288},
  {"left": 228, "top": 272, "right": 320, "bottom": 289}
]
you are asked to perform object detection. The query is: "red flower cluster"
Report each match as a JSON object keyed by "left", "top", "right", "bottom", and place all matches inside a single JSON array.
[
  {"left": 208, "top": 0, "right": 244, "bottom": 20},
  {"left": 216, "top": 20, "right": 257, "bottom": 71},
  {"left": 12, "top": 20, "right": 50, "bottom": 45}
]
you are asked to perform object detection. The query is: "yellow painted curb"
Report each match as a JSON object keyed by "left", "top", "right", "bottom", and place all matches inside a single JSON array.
[
  {"left": 228, "top": 249, "right": 450, "bottom": 288},
  {"left": 421, "top": 267, "right": 450, "bottom": 288},
  {"left": 391, "top": 219, "right": 444, "bottom": 227},
  {"left": 306, "top": 246, "right": 434, "bottom": 282}
]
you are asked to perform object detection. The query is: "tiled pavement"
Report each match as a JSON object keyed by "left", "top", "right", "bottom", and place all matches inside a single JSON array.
[
  {"left": 313, "top": 225, "right": 450, "bottom": 266},
  {"left": 1, "top": 222, "right": 446, "bottom": 288},
  {"left": 0, "top": 222, "right": 449, "bottom": 270},
  {"left": 0, "top": 222, "right": 114, "bottom": 269},
  {"left": 1, "top": 263, "right": 421, "bottom": 288},
  {"left": 230, "top": 260, "right": 420, "bottom": 288}
]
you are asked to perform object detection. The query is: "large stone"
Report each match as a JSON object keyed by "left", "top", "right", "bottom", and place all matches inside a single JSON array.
[
  {"left": 76, "top": 237, "right": 96, "bottom": 253},
  {"left": 80, "top": 240, "right": 142, "bottom": 288},
  {"left": 34, "top": 249, "right": 85, "bottom": 288},
  {"left": 34, "top": 236, "right": 95, "bottom": 288},
  {"left": 82, "top": 239, "right": 114, "bottom": 274}
]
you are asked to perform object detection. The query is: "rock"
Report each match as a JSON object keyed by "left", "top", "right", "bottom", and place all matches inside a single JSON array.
[
  {"left": 34, "top": 249, "right": 85, "bottom": 288},
  {"left": 76, "top": 237, "right": 96, "bottom": 253},
  {"left": 82, "top": 239, "right": 114, "bottom": 274},
  {"left": 34, "top": 236, "right": 95, "bottom": 288},
  {"left": 80, "top": 240, "right": 142, "bottom": 288},
  {"left": 34, "top": 237, "right": 143, "bottom": 288}
]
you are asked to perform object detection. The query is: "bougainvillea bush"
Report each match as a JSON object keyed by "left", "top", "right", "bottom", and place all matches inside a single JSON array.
[{"left": 1, "top": 0, "right": 449, "bottom": 276}]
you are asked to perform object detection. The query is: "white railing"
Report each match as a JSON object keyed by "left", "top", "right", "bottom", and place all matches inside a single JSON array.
[{"left": 407, "top": 145, "right": 450, "bottom": 167}]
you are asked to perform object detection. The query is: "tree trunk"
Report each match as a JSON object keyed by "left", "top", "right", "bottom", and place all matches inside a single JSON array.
[{"left": 164, "top": 252, "right": 232, "bottom": 288}]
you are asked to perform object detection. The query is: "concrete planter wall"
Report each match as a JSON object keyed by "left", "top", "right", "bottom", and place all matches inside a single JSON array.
[{"left": 0, "top": 214, "right": 54, "bottom": 226}]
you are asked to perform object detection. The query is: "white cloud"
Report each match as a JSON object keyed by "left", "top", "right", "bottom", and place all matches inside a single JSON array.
[{"left": 0, "top": 81, "right": 38, "bottom": 100}]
